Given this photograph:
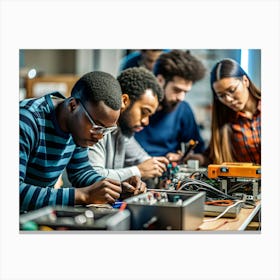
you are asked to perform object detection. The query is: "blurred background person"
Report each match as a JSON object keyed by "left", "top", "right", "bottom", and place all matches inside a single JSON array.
[{"left": 119, "top": 49, "right": 166, "bottom": 72}]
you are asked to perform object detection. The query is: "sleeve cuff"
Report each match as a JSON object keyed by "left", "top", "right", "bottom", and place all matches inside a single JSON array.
[{"left": 130, "top": 166, "right": 141, "bottom": 178}]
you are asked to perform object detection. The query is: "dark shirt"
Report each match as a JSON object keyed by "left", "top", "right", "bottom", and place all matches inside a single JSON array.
[
  {"left": 119, "top": 50, "right": 170, "bottom": 72},
  {"left": 119, "top": 51, "right": 143, "bottom": 71},
  {"left": 134, "top": 101, "right": 205, "bottom": 156}
]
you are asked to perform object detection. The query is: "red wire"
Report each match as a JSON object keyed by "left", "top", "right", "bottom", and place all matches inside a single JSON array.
[
  {"left": 119, "top": 202, "right": 127, "bottom": 211},
  {"left": 204, "top": 200, "right": 234, "bottom": 206}
]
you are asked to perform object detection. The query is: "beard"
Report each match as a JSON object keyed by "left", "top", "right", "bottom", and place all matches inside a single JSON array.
[
  {"left": 118, "top": 109, "right": 134, "bottom": 138},
  {"left": 161, "top": 97, "right": 180, "bottom": 113}
]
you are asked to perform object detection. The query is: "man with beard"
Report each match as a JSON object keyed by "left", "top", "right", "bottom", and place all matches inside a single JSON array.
[
  {"left": 88, "top": 67, "right": 169, "bottom": 181},
  {"left": 134, "top": 50, "right": 206, "bottom": 162}
]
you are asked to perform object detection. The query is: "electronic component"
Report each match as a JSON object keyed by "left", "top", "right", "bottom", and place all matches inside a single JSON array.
[
  {"left": 124, "top": 190, "right": 206, "bottom": 230},
  {"left": 157, "top": 163, "right": 206, "bottom": 189},
  {"left": 204, "top": 200, "right": 242, "bottom": 218},
  {"left": 20, "top": 205, "right": 130, "bottom": 231},
  {"left": 207, "top": 162, "right": 261, "bottom": 179},
  {"left": 157, "top": 162, "right": 180, "bottom": 189},
  {"left": 178, "top": 139, "right": 199, "bottom": 164},
  {"left": 207, "top": 162, "right": 261, "bottom": 201}
]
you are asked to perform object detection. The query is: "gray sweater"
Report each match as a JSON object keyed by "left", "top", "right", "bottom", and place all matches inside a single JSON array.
[{"left": 88, "top": 128, "right": 151, "bottom": 181}]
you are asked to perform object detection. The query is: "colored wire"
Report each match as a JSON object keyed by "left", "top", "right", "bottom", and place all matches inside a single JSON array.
[
  {"left": 177, "top": 178, "right": 236, "bottom": 200},
  {"left": 119, "top": 202, "right": 127, "bottom": 211},
  {"left": 176, "top": 180, "right": 181, "bottom": 190},
  {"left": 205, "top": 200, "right": 234, "bottom": 206},
  {"left": 203, "top": 200, "right": 244, "bottom": 222},
  {"left": 227, "top": 181, "right": 253, "bottom": 194}
]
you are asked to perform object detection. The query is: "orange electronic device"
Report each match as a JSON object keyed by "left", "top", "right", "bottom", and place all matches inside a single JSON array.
[{"left": 207, "top": 162, "right": 261, "bottom": 179}]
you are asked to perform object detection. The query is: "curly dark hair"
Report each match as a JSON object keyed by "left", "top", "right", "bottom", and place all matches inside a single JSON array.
[
  {"left": 71, "top": 71, "right": 122, "bottom": 110},
  {"left": 154, "top": 50, "right": 206, "bottom": 83},
  {"left": 117, "top": 67, "right": 163, "bottom": 102}
]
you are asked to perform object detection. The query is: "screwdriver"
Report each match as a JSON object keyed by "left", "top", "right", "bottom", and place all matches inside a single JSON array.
[{"left": 178, "top": 139, "right": 199, "bottom": 164}]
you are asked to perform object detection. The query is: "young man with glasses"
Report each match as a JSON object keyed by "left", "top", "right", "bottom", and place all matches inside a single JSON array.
[
  {"left": 88, "top": 67, "right": 169, "bottom": 181},
  {"left": 20, "top": 71, "right": 146, "bottom": 213}
]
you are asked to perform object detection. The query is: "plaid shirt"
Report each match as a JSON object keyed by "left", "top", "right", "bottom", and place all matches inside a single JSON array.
[{"left": 231, "top": 109, "right": 261, "bottom": 164}]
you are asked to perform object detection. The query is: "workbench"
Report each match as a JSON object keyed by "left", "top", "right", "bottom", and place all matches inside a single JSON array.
[{"left": 198, "top": 200, "right": 261, "bottom": 231}]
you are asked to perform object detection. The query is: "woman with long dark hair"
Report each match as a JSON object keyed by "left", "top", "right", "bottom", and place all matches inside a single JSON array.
[{"left": 207, "top": 58, "right": 261, "bottom": 164}]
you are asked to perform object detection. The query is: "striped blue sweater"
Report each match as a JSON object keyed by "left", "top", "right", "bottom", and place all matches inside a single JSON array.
[{"left": 20, "top": 92, "right": 104, "bottom": 212}]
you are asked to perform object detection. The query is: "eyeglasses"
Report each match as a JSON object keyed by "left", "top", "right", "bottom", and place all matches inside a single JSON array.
[
  {"left": 79, "top": 100, "right": 117, "bottom": 135},
  {"left": 216, "top": 80, "right": 242, "bottom": 101}
]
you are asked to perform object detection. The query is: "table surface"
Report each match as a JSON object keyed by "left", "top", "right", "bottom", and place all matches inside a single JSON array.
[{"left": 198, "top": 200, "right": 261, "bottom": 231}]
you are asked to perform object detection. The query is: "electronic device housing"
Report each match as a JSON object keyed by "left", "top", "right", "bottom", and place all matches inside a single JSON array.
[
  {"left": 124, "top": 190, "right": 205, "bottom": 230},
  {"left": 20, "top": 206, "right": 130, "bottom": 231}
]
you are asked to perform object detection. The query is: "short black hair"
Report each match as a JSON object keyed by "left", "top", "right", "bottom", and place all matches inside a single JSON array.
[
  {"left": 154, "top": 50, "right": 206, "bottom": 83},
  {"left": 117, "top": 67, "right": 163, "bottom": 102},
  {"left": 71, "top": 71, "right": 122, "bottom": 110}
]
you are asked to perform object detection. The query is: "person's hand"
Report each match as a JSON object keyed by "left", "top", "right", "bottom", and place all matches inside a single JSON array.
[
  {"left": 54, "top": 174, "right": 63, "bottom": 189},
  {"left": 137, "top": 157, "right": 169, "bottom": 179},
  {"left": 165, "top": 151, "right": 183, "bottom": 162},
  {"left": 74, "top": 178, "right": 122, "bottom": 205},
  {"left": 120, "top": 176, "right": 147, "bottom": 200}
]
